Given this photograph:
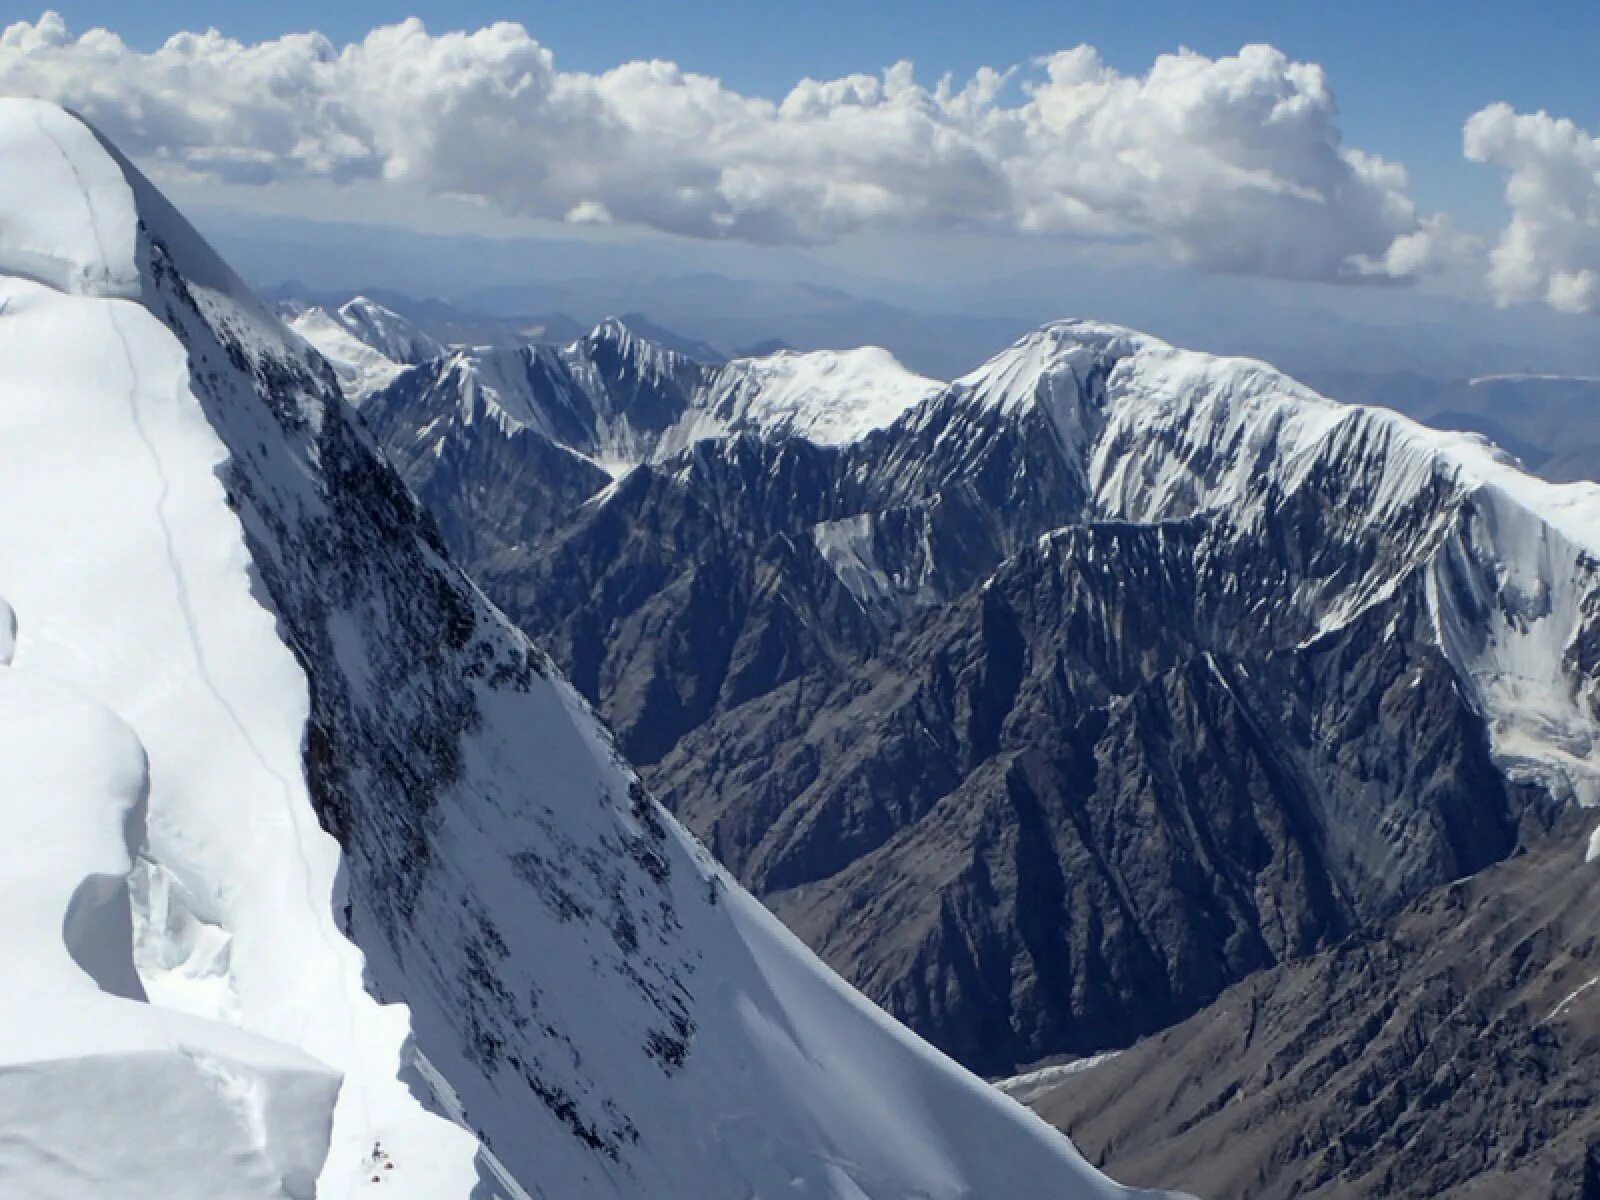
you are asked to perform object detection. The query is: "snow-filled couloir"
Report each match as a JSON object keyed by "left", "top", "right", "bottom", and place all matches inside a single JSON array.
[{"left": 0, "top": 100, "right": 1166, "bottom": 1199}]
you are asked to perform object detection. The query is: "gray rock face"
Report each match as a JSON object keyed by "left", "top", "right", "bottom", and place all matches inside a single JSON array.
[
  {"left": 653, "top": 521, "right": 1525, "bottom": 1072},
  {"left": 358, "top": 317, "right": 1600, "bottom": 1077},
  {"left": 1025, "top": 809, "right": 1600, "bottom": 1199}
]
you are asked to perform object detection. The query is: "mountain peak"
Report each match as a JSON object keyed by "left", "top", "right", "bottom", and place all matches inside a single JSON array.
[
  {"left": 578, "top": 313, "right": 699, "bottom": 383},
  {"left": 0, "top": 97, "right": 1156, "bottom": 1198},
  {"left": 0, "top": 100, "right": 142, "bottom": 300},
  {"left": 584, "top": 313, "right": 646, "bottom": 350},
  {"left": 286, "top": 291, "right": 442, "bottom": 402},
  {"left": 0, "top": 100, "right": 270, "bottom": 327}
]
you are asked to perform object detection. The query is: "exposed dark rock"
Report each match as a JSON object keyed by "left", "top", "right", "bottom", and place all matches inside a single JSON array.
[
  {"left": 357, "top": 317, "right": 1594, "bottom": 1088},
  {"left": 1027, "top": 810, "right": 1600, "bottom": 1199}
]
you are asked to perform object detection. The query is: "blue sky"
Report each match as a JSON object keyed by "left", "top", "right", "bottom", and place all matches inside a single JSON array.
[
  {"left": 21, "top": 0, "right": 1600, "bottom": 230},
  {"left": 6, "top": 1, "right": 1600, "bottom": 345}
]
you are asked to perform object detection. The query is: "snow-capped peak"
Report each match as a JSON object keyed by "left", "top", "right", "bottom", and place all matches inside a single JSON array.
[
  {"left": 955, "top": 321, "right": 1144, "bottom": 412},
  {"left": 335, "top": 296, "right": 441, "bottom": 363},
  {"left": 706, "top": 344, "right": 942, "bottom": 447},
  {"left": 0, "top": 98, "right": 1163, "bottom": 1200},
  {"left": 576, "top": 314, "right": 694, "bottom": 384},
  {"left": 991, "top": 320, "right": 1600, "bottom": 841},
  {"left": 287, "top": 294, "right": 440, "bottom": 404},
  {"left": 788, "top": 315, "right": 1600, "bottom": 847}
]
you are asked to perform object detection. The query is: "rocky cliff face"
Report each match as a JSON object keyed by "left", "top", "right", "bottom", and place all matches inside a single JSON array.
[{"left": 1026, "top": 807, "right": 1600, "bottom": 1199}]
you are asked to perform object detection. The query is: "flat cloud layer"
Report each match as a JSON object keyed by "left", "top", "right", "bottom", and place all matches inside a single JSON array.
[
  {"left": 1467, "top": 103, "right": 1600, "bottom": 314},
  {"left": 0, "top": 12, "right": 1459, "bottom": 284}
]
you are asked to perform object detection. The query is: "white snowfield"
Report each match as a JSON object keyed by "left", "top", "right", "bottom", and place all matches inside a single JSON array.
[
  {"left": 702, "top": 343, "right": 942, "bottom": 447},
  {"left": 288, "top": 297, "right": 442, "bottom": 403},
  {"left": 0, "top": 667, "right": 338, "bottom": 1199},
  {"left": 0, "top": 99, "right": 1165, "bottom": 1199}
]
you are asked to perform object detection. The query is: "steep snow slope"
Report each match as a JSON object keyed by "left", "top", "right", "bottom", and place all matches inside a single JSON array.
[
  {"left": 0, "top": 99, "right": 485, "bottom": 1196},
  {"left": 0, "top": 99, "right": 1157, "bottom": 1200}
]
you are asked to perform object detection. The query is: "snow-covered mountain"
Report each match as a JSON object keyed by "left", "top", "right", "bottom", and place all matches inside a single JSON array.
[
  {"left": 963, "top": 321, "right": 1600, "bottom": 817},
  {"left": 0, "top": 100, "right": 1168, "bottom": 1200},
  {"left": 286, "top": 296, "right": 443, "bottom": 402},
  {"left": 366, "top": 315, "right": 938, "bottom": 474},
  {"left": 353, "top": 283, "right": 1600, "bottom": 1096},
  {"left": 360, "top": 309, "right": 1600, "bottom": 829}
]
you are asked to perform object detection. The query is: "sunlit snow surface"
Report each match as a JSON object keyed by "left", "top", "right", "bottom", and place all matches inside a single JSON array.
[
  {"left": 0, "top": 666, "right": 338, "bottom": 1199},
  {"left": 288, "top": 298, "right": 442, "bottom": 403},
  {"left": 0, "top": 99, "right": 1163, "bottom": 1199}
]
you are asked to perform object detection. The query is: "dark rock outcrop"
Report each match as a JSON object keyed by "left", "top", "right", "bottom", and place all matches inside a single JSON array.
[{"left": 1027, "top": 810, "right": 1600, "bottom": 1199}]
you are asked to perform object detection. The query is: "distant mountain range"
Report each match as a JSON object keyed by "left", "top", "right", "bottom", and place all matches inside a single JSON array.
[
  {"left": 315, "top": 296, "right": 1600, "bottom": 1154},
  {"left": 208, "top": 206, "right": 1600, "bottom": 387}
]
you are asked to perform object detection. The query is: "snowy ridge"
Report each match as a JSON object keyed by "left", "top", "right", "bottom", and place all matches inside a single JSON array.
[
  {"left": 0, "top": 99, "right": 1159, "bottom": 1200},
  {"left": 0, "top": 98, "right": 481, "bottom": 1197},
  {"left": 336, "top": 297, "right": 443, "bottom": 364},
  {"left": 0, "top": 102, "right": 140, "bottom": 298},
  {"left": 963, "top": 320, "right": 1600, "bottom": 849},
  {"left": 370, "top": 314, "right": 939, "bottom": 480}
]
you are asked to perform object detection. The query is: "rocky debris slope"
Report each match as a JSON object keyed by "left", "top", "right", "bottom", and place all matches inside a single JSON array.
[{"left": 1028, "top": 809, "right": 1600, "bottom": 1199}]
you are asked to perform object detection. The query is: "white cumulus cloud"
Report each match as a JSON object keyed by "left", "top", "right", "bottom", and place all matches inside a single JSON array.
[
  {"left": 1466, "top": 102, "right": 1600, "bottom": 313},
  {"left": 0, "top": 12, "right": 1457, "bottom": 282}
]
